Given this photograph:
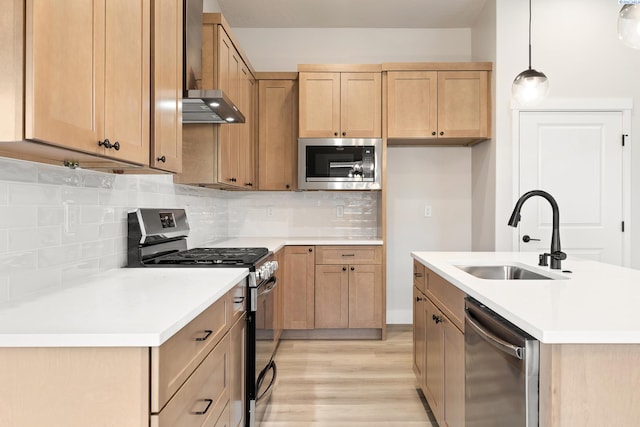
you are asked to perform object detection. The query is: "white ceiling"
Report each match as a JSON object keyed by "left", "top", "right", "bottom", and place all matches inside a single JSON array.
[{"left": 216, "top": 0, "right": 488, "bottom": 29}]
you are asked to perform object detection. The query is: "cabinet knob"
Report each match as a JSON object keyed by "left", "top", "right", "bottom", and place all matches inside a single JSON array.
[
  {"left": 350, "top": 266, "right": 355, "bottom": 271},
  {"left": 112, "top": 141, "right": 120, "bottom": 151},
  {"left": 414, "top": 272, "right": 423, "bottom": 278},
  {"left": 416, "top": 296, "right": 424, "bottom": 302},
  {"left": 334, "top": 132, "right": 339, "bottom": 137},
  {"left": 229, "top": 178, "right": 237, "bottom": 182},
  {"left": 342, "top": 267, "right": 347, "bottom": 271},
  {"left": 439, "top": 131, "right": 444, "bottom": 136},
  {"left": 308, "top": 248, "right": 313, "bottom": 253},
  {"left": 431, "top": 131, "right": 436, "bottom": 136},
  {"left": 285, "top": 184, "right": 290, "bottom": 189},
  {"left": 432, "top": 314, "right": 443, "bottom": 324},
  {"left": 342, "top": 132, "right": 346, "bottom": 136},
  {"left": 157, "top": 155, "right": 166, "bottom": 163},
  {"left": 245, "top": 182, "right": 253, "bottom": 187},
  {"left": 98, "top": 138, "right": 111, "bottom": 149}
]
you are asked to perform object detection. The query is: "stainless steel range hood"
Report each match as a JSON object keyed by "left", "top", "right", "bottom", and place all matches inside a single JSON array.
[{"left": 183, "top": 0, "right": 245, "bottom": 124}]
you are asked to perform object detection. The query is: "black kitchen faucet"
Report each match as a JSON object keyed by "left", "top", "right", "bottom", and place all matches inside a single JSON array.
[{"left": 508, "top": 190, "right": 567, "bottom": 270}]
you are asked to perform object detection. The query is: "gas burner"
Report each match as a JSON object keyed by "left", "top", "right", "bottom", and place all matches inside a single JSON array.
[{"left": 152, "top": 247, "right": 270, "bottom": 266}]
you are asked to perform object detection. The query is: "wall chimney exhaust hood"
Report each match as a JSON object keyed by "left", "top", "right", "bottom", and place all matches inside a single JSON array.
[{"left": 182, "top": 0, "right": 245, "bottom": 124}]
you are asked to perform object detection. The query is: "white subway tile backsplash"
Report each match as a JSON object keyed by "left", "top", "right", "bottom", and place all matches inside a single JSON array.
[
  {"left": 8, "top": 227, "right": 60, "bottom": 251},
  {"left": 0, "top": 158, "right": 38, "bottom": 183},
  {"left": 0, "top": 206, "right": 37, "bottom": 229},
  {"left": 8, "top": 183, "right": 61, "bottom": 206},
  {"left": 0, "top": 156, "right": 378, "bottom": 301}
]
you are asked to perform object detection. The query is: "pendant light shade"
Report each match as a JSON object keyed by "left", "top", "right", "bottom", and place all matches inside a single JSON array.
[
  {"left": 512, "top": 0, "right": 548, "bottom": 106},
  {"left": 618, "top": 4, "right": 640, "bottom": 49}
]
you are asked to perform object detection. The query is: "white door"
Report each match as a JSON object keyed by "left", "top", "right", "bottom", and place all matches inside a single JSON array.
[{"left": 518, "top": 111, "right": 624, "bottom": 265}]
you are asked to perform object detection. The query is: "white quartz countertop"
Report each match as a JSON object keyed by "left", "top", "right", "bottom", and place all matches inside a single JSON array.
[
  {"left": 204, "top": 236, "right": 384, "bottom": 253},
  {"left": 0, "top": 268, "right": 248, "bottom": 348},
  {"left": 412, "top": 251, "right": 640, "bottom": 344}
]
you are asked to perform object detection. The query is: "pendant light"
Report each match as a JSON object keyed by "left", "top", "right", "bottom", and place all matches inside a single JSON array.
[
  {"left": 618, "top": 4, "right": 640, "bottom": 49},
  {"left": 512, "top": 0, "right": 549, "bottom": 106}
]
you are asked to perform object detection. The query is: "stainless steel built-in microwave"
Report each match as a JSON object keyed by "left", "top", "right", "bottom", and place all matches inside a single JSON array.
[{"left": 298, "top": 138, "right": 382, "bottom": 190}]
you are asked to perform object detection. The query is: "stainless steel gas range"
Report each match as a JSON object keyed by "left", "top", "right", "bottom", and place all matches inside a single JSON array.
[{"left": 127, "top": 208, "right": 280, "bottom": 427}]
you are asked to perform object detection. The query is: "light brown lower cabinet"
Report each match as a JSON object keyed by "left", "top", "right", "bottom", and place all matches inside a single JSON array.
[
  {"left": 283, "top": 245, "right": 315, "bottom": 329},
  {"left": 0, "top": 286, "right": 243, "bottom": 427},
  {"left": 413, "top": 262, "right": 464, "bottom": 427}
]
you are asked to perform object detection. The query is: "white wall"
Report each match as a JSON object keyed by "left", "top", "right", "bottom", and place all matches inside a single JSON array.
[
  {"left": 386, "top": 147, "right": 472, "bottom": 323},
  {"left": 494, "top": 0, "right": 640, "bottom": 268},
  {"left": 470, "top": 0, "right": 497, "bottom": 251},
  {"left": 232, "top": 28, "right": 471, "bottom": 71}
]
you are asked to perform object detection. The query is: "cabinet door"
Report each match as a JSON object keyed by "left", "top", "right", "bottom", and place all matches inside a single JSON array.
[
  {"left": 26, "top": 0, "right": 105, "bottom": 154},
  {"left": 104, "top": 0, "right": 149, "bottom": 165},
  {"left": 315, "top": 264, "right": 349, "bottom": 329},
  {"left": 0, "top": 0, "right": 24, "bottom": 141},
  {"left": 387, "top": 71, "right": 438, "bottom": 138},
  {"left": 424, "top": 298, "right": 445, "bottom": 423},
  {"left": 298, "top": 72, "right": 340, "bottom": 137},
  {"left": 273, "top": 249, "right": 284, "bottom": 340},
  {"left": 443, "top": 319, "right": 465, "bottom": 427},
  {"left": 229, "top": 315, "right": 246, "bottom": 427},
  {"left": 348, "top": 264, "right": 382, "bottom": 328},
  {"left": 238, "top": 66, "right": 255, "bottom": 189},
  {"left": 258, "top": 79, "right": 297, "bottom": 190},
  {"left": 437, "top": 70, "right": 490, "bottom": 138},
  {"left": 340, "top": 72, "right": 381, "bottom": 138},
  {"left": 413, "top": 286, "right": 426, "bottom": 389},
  {"left": 150, "top": 0, "right": 182, "bottom": 172},
  {"left": 283, "top": 246, "right": 315, "bottom": 329}
]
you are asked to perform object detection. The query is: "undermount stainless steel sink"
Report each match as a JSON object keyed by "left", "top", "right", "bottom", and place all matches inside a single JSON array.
[{"left": 456, "top": 264, "right": 557, "bottom": 280}]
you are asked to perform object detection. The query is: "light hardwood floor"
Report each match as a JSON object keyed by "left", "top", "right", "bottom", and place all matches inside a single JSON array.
[{"left": 261, "top": 325, "right": 437, "bottom": 426}]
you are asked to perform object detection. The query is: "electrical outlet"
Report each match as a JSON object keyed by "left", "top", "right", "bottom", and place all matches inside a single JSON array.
[
  {"left": 336, "top": 206, "right": 344, "bottom": 218},
  {"left": 267, "top": 207, "right": 273, "bottom": 217},
  {"left": 424, "top": 205, "right": 432, "bottom": 217}
]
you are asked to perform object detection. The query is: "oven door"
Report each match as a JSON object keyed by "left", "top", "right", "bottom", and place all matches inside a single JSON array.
[{"left": 250, "top": 276, "right": 278, "bottom": 426}]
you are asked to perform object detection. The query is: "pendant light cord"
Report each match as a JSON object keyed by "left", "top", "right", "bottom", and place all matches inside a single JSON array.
[{"left": 528, "top": 0, "right": 532, "bottom": 70}]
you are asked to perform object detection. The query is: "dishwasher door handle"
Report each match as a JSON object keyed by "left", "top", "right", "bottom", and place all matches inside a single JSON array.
[{"left": 465, "top": 308, "right": 524, "bottom": 360}]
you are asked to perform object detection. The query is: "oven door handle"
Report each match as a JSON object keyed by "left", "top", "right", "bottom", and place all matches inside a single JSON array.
[
  {"left": 256, "top": 360, "right": 277, "bottom": 403},
  {"left": 464, "top": 308, "right": 524, "bottom": 360},
  {"left": 257, "top": 276, "right": 278, "bottom": 296}
]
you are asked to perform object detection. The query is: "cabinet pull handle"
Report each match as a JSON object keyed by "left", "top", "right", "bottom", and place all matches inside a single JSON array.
[
  {"left": 98, "top": 139, "right": 111, "bottom": 149},
  {"left": 414, "top": 272, "right": 423, "bottom": 277},
  {"left": 157, "top": 155, "right": 166, "bottom": 163},
  {"left": 193, "top": 398, "right": 213, "bottom": 415},
  {"left": 416, "top": 296, "right": 424, "bottom": 302},
  {"left": 245, "top": 182, "right": 253, "bottom": 187},
  {"left": 341, "top": 254, "right": 355, "bottom": 257},
  {"left": 195, "top": 329, "right": 213, "bottom": 342},
  {"left": 112, "top": 141, "right": 120, "bottom": 150},
  {"left": 433, "top": 315, "right": 443, "bottom": 324}
]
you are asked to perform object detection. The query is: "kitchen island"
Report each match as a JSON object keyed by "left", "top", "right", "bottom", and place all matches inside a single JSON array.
[{"left": 412, "top": 251, "right": 640, "bottom": 427}]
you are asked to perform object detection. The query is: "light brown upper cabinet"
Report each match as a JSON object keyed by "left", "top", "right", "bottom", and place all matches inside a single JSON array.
[
  {"left": 0, "top": 0, "right": 23, "bottom": 142},
  {"left": 150, "top": 0, "right": 183, "bottom": 173},
  {"left": 179, "top": 14, "right": 256, "bottom": 190},
  {"left": 25, "top": 0, "right": 151, "bottom": 165},
  {"left": 386, "top": 63, "right": 492, "bottom": 146},
  {"left": 257, "top": 75, "right": 298, "bottom": 191},
  {"left": 298, "top": 66, "right": 382, "bottom": 138}
]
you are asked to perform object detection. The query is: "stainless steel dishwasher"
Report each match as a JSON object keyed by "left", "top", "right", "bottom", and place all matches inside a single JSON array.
[{"left": 464, "top": 297, "right": 539, "bottom": 427}]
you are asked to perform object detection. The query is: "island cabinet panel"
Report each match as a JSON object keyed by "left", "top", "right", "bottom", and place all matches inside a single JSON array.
[
  {"left": 26, "top": 0, "right": 150, "bottom": 165},
  {"left": 412, "top": 261, "right": 465, "bottom": 427},
  {"left": 283, "top": 246, "right": 316, "bottom": 329},
  {"left": 540, "top": 343, "right": 640, "bottom": 427}
]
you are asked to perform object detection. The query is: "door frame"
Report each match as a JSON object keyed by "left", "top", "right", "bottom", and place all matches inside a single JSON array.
[{"left": 511, "top": 98, "right": 633, "bottom": 267}]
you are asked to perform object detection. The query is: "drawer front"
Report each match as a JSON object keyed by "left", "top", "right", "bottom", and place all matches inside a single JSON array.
[
  {"left": 315, "top": 245, "right": 382, "bottom": 265},
  {"left": 425, "top": 268, "right": 465, "bottom": 330},
  {"left": 151, "top": 334, "right": 230, "bottom": 427},
  {"left": 413, "top": 259, "right": 426, "bottom": 294},
  {"left": 152, "top": 293, "right": 230, "bottom": 412}
]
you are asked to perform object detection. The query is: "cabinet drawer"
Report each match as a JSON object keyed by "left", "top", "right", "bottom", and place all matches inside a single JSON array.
[
  {"left": 315, "top": 245, "right": 382, "bottom": 265},
  {"left": 413, "top": 260, "right": 426, "bottom": 294},
  {"left": 151, "top": 334, "right": 230, "bottom": 427},
  {"left": 425, "top": 267, "right": 465, "bottom": 331},
  {"left": 151, "top": 294, "right": 230, "bottom": 412}
]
